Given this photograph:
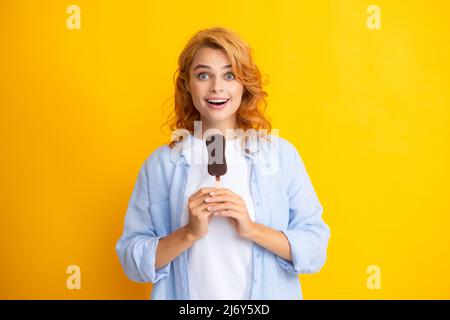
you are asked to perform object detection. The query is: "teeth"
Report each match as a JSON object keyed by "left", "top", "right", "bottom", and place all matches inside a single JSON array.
[{"left": 207, "top": 99, "right": 228, "bottom": 103}]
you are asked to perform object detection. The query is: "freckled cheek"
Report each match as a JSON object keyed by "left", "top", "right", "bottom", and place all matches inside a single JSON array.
[
  {"left": 190, "top": 83, "right": 208, "bottom": 104},
  {"left": 229, "top": 82, "right": 243, "bottom": 94},
  {"left": 229, "top": 85, "right": 244, "bottom": 103}
]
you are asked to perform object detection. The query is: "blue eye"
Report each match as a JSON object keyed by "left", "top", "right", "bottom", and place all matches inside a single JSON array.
[
  {"left": 196, "top": 72, "right": 235, "bottom": 81},
  {"left": 197, "top": 72, "right": 209, "bottom": 80},
  {"left": 225, "top": 72, "right": 235, "bottom": 80}
]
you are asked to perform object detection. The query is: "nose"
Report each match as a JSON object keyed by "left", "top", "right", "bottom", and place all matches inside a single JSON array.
[{"left": 210, "top": 78, "right": 224, "bottom": 93}]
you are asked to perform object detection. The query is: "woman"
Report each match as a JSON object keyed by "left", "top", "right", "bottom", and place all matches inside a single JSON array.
[{"left": 116, "top": 27, "right": 330, "bottom": 300}]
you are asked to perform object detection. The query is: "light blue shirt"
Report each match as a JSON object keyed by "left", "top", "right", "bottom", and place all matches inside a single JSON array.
[{"left": 115, "top": 133, "right": 331, "bottom": 299}]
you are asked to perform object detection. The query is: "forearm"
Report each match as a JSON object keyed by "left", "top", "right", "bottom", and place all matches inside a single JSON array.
[
  {"left": 244, "top": 223, "right": 293, "bottom": 261},
  {"left": 155, "top": 225, "right": 198, "bottom": 270}
]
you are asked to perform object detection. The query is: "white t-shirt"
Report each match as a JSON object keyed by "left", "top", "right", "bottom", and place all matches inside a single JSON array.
[{"left": 180, "top": 134, "right": 256, "bottom": 300}]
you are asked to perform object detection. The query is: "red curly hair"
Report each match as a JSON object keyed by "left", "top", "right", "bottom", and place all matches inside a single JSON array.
[{"left": 165, "top": 27, "right": 272, "bottom": 148}]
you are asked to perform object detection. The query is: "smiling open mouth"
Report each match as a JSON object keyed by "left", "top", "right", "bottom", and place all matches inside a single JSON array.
[
  {"left": 205, "top": 98, "right": 230, "bottom": 106},
  {"left": 205, "top": 98, "right": 230, "bottom": 109}
]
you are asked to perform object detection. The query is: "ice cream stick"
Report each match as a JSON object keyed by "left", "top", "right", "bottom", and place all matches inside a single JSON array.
[{"left": 214, "top": 176, "right": 222, "bottom": 189}]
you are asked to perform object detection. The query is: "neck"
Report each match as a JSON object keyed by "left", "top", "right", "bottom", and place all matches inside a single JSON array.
[{"left": 199, "top": 117, "right": 239, "bottom": 141}]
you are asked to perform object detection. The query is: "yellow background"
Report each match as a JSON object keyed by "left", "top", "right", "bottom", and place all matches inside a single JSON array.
[{"left": 1, "top": 0, "right": 449, "bottom": 299}]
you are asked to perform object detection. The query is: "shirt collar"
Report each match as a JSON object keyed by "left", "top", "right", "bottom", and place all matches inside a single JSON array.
[{"left": 170, "top": 133, "right": 261, "bottom": 166}]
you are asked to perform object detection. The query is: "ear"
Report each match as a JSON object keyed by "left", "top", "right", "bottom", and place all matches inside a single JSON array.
[{"left": 184, "top": 80, "right": 190, "bottom": 92}]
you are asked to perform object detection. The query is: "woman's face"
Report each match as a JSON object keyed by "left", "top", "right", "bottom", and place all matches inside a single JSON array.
[{"left": 188, "top": 47, "right": 244, "bottom": 132}]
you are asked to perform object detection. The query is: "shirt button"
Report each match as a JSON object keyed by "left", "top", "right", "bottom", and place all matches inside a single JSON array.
[
  {"left": 256, "top": 202, "right": 260, "bottom": 206},
  {"left": 254, "top": 278, "right": 258, "bottom": 283},
  {"left": 256, "top": 253, "right": 261, "bottom": 258}
]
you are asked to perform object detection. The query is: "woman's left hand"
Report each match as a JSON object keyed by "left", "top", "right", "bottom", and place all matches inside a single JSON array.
[{"left": 204, "top": 188, "right": 255, "bottom": 238}]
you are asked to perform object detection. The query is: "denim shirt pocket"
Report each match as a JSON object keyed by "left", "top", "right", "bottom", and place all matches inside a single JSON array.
[{"left": 268, "top": 193, "right": 290, "bottom": 231}]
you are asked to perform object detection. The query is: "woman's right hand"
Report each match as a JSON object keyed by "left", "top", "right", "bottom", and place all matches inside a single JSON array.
[{"left": 185, "top": 188, "right": 218, "bottom": 240}]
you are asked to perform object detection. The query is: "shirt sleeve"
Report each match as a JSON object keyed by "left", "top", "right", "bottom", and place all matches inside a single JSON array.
[
  {"left": 115, "top": 159, "right": 171, "bottom": 283},
  {"left": 275, "top": 142, "right": 331, "bottom": 275}
]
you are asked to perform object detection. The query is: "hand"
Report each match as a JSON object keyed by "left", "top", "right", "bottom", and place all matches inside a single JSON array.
[
  {"left": 204, "top": 188, "right": 255, "bottom": 238},
  {"left": 186, "top": 187, "right": 220, "bottom": 240}
]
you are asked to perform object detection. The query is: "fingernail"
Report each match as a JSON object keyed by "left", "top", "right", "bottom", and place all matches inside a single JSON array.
[
  {"left": 205, "top": 198, "right": 210, "bottom": 202},
  {"left": 209, "top": 191, "right": 215, "bottom": 196},
  {"left": 214, "top": 212, "right": 219, "bottom": 216},
  {"left": 207, "top": 206, "right": 212, "bottom": 211}
]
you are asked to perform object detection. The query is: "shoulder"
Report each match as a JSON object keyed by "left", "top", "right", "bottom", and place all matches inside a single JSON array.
[
  {"left": 250, "top": 134, "right": 304, "bottom": 180},
  {"left": 139, "top": 143, "right": 178, "bottom": 182},
  {"left": 143, "top": 144, "right": 173, "bottom": 167},
  {"left": 136, "top": 144, "right": 177, "bottom": 203},
  {"left": 258, "top": 134, "right": 301, "bottom": 159}
]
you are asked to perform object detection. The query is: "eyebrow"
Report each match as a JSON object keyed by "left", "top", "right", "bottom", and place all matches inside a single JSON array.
[{"left": 193, "top": 64, "right": 232, "bottom": 71}]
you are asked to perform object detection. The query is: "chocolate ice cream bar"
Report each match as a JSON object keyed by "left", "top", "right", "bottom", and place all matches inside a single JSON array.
[{"left": 205, "top": 134, "right": 227, "bottom": 187}]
